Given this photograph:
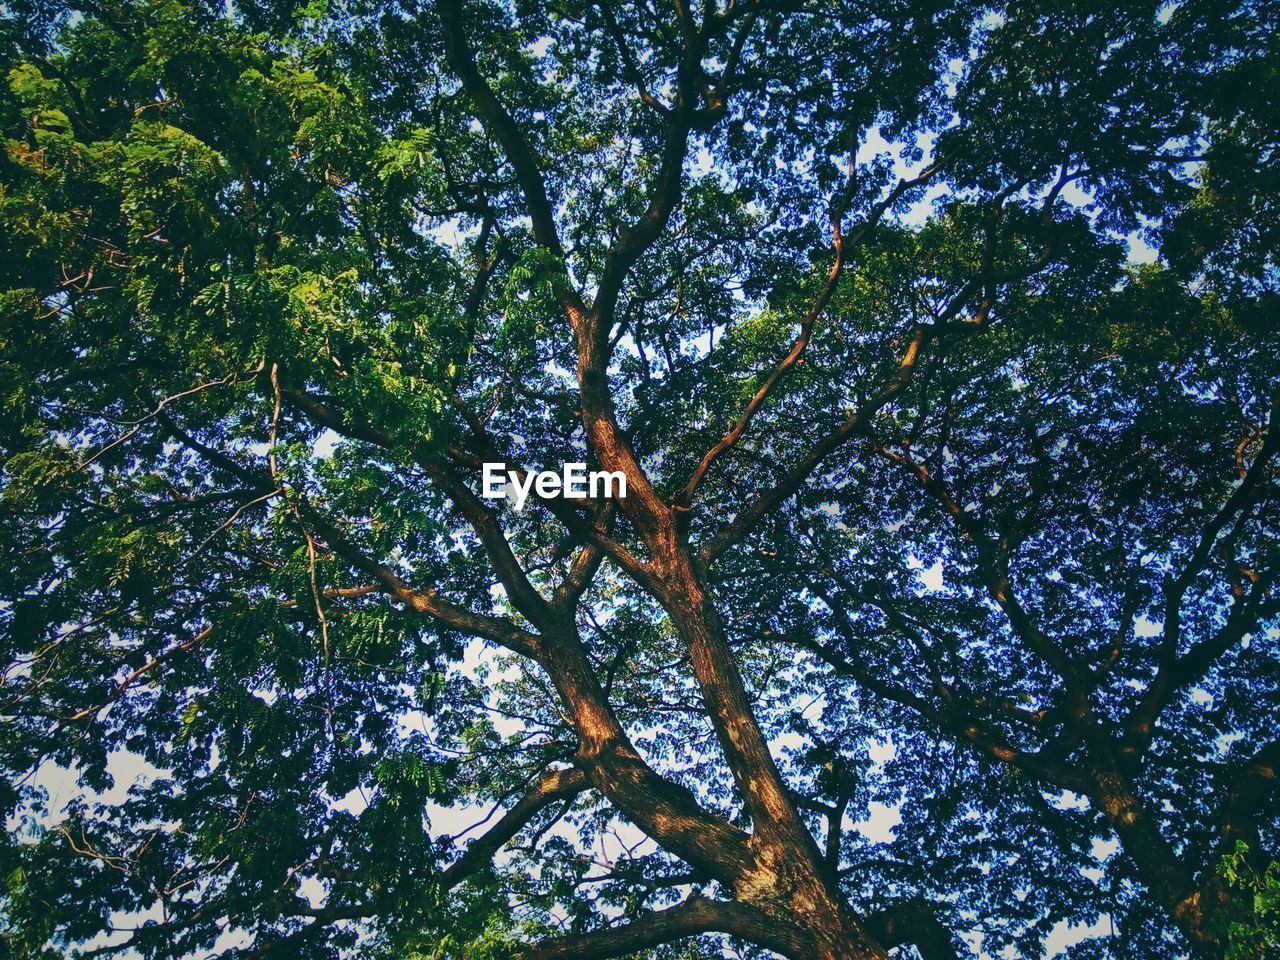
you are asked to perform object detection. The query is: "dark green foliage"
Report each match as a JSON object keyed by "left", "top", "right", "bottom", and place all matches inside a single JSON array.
[{"left": 0, "top": 0, "right": 1276, "bottom": 958}]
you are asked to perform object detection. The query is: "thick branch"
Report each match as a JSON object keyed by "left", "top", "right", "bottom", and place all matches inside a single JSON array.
[
  {"left": 516, "top": 894, "right": 811, "bottom": 960},
  {"left": 1213, "top": 736, "right": 1280, "bottom": 859},
  {"left": 435, "top": 0, "right": 563, "bottom": 257},
  {"left": 440, "top": 767, "right": 589, "bottom": 889},
  {"left": 278, "top": 391, "right": 751, "bottom": 885},
  {"left": 300, "top": 506, "right": 542, "bottom": 658},
  {"left": 535, "top": 627, "right": 758, "bottom": 883},
  {"left": 863, "top": 899, "right": 961, "bottom": 960}
]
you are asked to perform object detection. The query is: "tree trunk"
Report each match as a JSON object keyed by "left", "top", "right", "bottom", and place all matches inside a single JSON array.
[{"left": 658, "top": 556, "right": 889, "bottom": 959}]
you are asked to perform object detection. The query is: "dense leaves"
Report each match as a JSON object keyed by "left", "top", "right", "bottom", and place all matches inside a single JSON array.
[{"left": 0, "top": 1, "right": 1276, "bottom": 958}]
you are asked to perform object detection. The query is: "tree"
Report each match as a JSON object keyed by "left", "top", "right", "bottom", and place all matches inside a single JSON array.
[{"left": 0, "top": 0, "right": 1275, "bottom": 958}]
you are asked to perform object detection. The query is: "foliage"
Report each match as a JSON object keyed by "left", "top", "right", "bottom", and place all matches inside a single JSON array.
[
  {"left": 1216, "top": 842, "right": 1280, "bottom": 960},
  {"left": 0, "top": 0, "right": 1276, "bottom": 959}
]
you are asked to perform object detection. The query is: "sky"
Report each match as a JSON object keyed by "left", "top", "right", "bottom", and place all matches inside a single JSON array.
[
  {"left": 17, "top": 549, "right": 1121, "bottom": 959},
  {"left": 8, "top": 112, "right": 1180, "bottom": 960}
]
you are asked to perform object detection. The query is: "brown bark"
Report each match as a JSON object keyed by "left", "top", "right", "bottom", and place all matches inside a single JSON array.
[
  {"left": 649, "top": 558, "right": 888, "bottom": 959},
  {"left": 1086, "top": 765, "right": 1209, "bottom": 947},
  {"left": 405, "top": 5, "right": 963, "bottom": 956}
]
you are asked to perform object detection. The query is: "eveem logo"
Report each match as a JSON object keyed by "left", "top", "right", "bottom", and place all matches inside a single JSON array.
[{"left": 482, "top": 463, "right": 626, "bottom": 512}]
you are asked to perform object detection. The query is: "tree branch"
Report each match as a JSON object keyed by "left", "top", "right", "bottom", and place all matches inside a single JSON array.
[
  {"left": 676, "top": 158, "right": 948, "bottom": 507},
  {"left": 699, "top": 322, "right": 931, "bottom": 567},
  {"left": 440, "top": 767, "right": 589, "bottom": 889},
  {"left": 516, "top": 894, "right": 811, "bottom": 960},
  {"left": 863, "top": 899, "right": 960, "bottom": 960},
  {"left": 435, "top": 0, "right": 564, "bottom": 258}
]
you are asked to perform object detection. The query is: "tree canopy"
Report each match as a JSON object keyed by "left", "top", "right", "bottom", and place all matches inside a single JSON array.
[{"left": 0, "top": 0, "right": 1277, "bottom": 958}]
